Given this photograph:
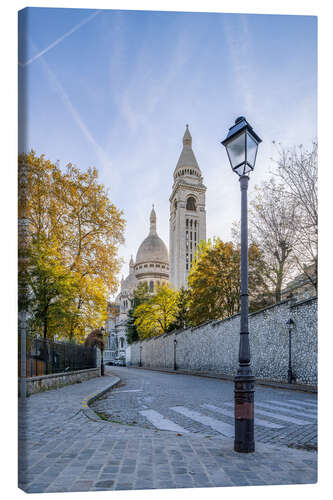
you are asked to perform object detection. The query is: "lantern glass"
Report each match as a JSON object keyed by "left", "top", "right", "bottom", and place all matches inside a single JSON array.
[
  {"left": 234, "top": 164, "right": 245, "bottom": 176},
  {"left": 226, "top": 131, "right": 246, "bottom": 170},
  {"left": 246, "top": 132, "right": 258, "bottom": 168},
  {"left": 222, "top": 117, "right": 262, "bottom": 176}
]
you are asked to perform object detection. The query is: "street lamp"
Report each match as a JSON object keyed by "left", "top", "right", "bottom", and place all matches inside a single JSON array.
[
  {"left": 100, "top": 327, "right": 105, "bottom": 376},
  {"left": 286, "top": 318, "right": 295, "bottom": 384},
  {"left": 139, "top": 345, "right": 142, "bottom": 367},
  {"left": 174, "top": 338, "right": 177, "bottom": 371},
  {"left": 221, "top": 116, "right": 262, "bottom": 453}
]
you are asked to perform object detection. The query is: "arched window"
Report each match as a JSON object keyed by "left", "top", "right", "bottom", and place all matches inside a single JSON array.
[
  {"left": 120, "top": 338, "right": 124, "bottom": 348},
  {"left": 186, "top": 196, "right": 196, "bottom": 211},
  {"left": 149, "top": 281, "right": 154, "bottom": 293}
]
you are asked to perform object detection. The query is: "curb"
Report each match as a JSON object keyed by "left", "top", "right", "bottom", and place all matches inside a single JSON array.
[
  {"left": 130, "top": 366, "right": 317, "bottom": 394},
  {"left": 81, "top": 375, "right": 121, "bottom": 421}
]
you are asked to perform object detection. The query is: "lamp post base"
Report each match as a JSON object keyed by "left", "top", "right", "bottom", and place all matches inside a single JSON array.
[
  {"left": 234, "top": 374, "right": 255, "bottom": 453},
  {"left": 288, "top": 369, "right": 293, "bottom": 385}
]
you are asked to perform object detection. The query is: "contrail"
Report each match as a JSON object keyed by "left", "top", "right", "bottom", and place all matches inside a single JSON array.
[
  {"left": 27, "top": 35, "right": 112, "bottom": 171},
  {"left": 19, "top": 10, "right": 101, "bottom": 67}
]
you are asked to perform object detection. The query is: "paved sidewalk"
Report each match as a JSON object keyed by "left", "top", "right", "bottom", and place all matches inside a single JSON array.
[{"left": 18, "top": 368, "right": 317, "bottom": 493}]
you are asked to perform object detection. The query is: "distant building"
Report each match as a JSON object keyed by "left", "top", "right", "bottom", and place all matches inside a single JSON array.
[
  {"left": 281, "top": 263, "right": 317, "bottom": 303},
  {"left": 103, "top": 125, "right": 206, "bottom": 364},
  {"left": 103, "top": 207, "right": 169, "bottom": 364},
  {"left": 169, "top": 125, "right": 206, "bottom": 288}
]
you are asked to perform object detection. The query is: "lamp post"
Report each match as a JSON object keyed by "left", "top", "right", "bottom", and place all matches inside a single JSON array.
[
  {"left": 286, "top": 318, "right": 295, "bottom": 384},
  {"left": 100, "top": 327, "right": 105, "bottom": 376},
  {"left": 174, "top": 338, "right": 177, "bottom": 371},
  {"left": 221, "top": 116, "right": 262, "bottom": 453},
  {"left": 139, "top": 345, "right": 142, "bottom": 367},
  {"left": 18, "top": 161, "right": 29, "bottom": 400}
]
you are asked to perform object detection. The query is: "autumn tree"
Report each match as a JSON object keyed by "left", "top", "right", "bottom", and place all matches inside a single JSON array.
[
  {"left": 126, "top": 282, "right": 150, "bottom": 344},
  {"left": 187, "top": 238, "right": 270, "bottom": 326},
  {"left": 249, "top": 179, "right": 301, "bottom": 302},
  {"left": 18, "top": 151, "right": 125, "bottom": 341},
  {"left": 134, "top": 284, "right": 179, "bottom": 339},
  {"left": 27, "top": 236, "right": 79, "bottom": 339},
  {"left": 272, "top": 142, "right": 318, "bottom": 289},
  {"left": 167, "top": 286, "right": 191, "bottom": 332}
]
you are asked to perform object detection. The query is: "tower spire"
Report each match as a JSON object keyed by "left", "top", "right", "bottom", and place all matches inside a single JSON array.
[
  {"left": 150, "top": 204, "right": 157, "bottom": 235},
  {"left": 129, "top": 255, "right": 134, "bottom": 273},
  {"left": 183, "top": 124, "right": 192, "bottom": 147}
]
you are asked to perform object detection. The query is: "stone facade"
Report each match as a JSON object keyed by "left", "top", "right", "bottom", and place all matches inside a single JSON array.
[
  {"left": 127, "top": 297, "right": 317, "bottom": 386},
  {"left": 169, "top": 125, "right": 206, "bottom": 289},
  {"left": 104, "top": 207, "right": 169, "bottom": 364}
]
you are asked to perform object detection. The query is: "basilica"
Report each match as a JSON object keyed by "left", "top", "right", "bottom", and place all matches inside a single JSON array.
[{"left": 104, "top": 125, "right": 207, "bottom": 364}]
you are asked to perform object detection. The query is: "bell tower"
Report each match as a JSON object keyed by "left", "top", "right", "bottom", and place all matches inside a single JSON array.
[{"left": 169, "top": 125, "right": 206, "bottom": 289}]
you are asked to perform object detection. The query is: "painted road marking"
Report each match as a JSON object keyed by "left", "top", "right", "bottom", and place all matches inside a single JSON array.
[
  {"left": 287, "top": 399, "right": 317, "bottom": 408},
  {"left": 201, "top": 403, "right": 283, "bottom": 429},
  {"left": 139, "top": 409, "right": 189, "bottom": 433},
  {"left": 267, "top": 400, "right": 317, "bottom": 414},
  {"left": 224, "top": 402, "right": 312, "bottom": 426},
  {"left": 170, "top": 406, "right": 234, "bottom": 437},
  {"left": 255, "top": 402, "right": 317, "bottom": 419}
]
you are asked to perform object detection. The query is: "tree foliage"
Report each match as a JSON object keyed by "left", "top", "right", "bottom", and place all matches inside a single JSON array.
[
  {"left": 18, "top": 151, "right": 125, "bottom": 341},
  {"left": 84, "top": 328, "right": 105, "bottom": 351},
  {"left": 126, "top": 282, "right": 150, "bottom": 344},
  {"left": 249, "top": 179, "right": 300, "bottom": 302},
  {"left": 134, "top": 284, "right": 179, "bottom": 339},
  {"left": 272, "top": 141, "right": 317, "bottom": 288},
  {"left": 167, "top": 286, "right": 191, "bottom": 332},
  {"left": 187, "top": 238, "right": 270, "bottom": 326}
]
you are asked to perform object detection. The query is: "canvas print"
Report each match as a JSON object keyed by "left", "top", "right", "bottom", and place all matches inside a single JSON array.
[{"left": 18, "top": 6, "right": 317, "bottom": 494}]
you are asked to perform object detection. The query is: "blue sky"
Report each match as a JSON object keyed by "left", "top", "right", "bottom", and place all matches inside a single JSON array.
[{"left": 18, "top": 7, "right": 317, "bottom": 293}]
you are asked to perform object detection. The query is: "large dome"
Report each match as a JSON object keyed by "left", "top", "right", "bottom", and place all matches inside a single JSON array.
[
  {"left": 136, "top": 233, "right": 168, "bottom": 265},
  {"left": 135, "top": 206, "right": 169, "bottom": 266}
]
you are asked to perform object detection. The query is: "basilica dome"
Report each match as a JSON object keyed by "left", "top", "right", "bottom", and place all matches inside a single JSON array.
[
  {"left": 134, "top": 206, "right": 169, "bottom": 287},
  {"left": 136, "top": 234, "right": 168, "bottom": 265},
  {"left": 135, "top": 206, "right": 168, "bottom": 265}
]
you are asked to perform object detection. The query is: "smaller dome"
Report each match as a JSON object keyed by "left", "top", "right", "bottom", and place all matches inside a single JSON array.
[{"left": 121, "top": 272, "right": 138, "bottom": 292}]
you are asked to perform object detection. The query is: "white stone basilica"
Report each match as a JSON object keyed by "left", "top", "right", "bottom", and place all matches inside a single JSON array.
[{"left": 104, "top": 125, "right": 206, "bottom": 364}]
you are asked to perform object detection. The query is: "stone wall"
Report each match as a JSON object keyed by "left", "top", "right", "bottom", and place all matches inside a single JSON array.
[
  {"left": 128, "top": 297, "right": 317, "bottom": 386},
  {"left": 22, "top": 368, "right": 100, "bottom": 396}
]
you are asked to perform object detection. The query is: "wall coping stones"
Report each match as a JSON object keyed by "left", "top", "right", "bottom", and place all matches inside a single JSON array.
[
  {"left": 290, "top": 296, "right": 317, "bottom": 309},
  {"left": 26, "top": 367, "right": 98, "bottom": 382},
  {"left": 130, "top": 296, "right": 318, "bottom": 348}
]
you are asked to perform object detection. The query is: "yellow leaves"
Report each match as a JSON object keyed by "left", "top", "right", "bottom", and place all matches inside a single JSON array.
[
  {"left": 133, "top": 284, "right": 179, "bottom": 339},
  {"left": 19, "top": 151, "right": 125, "bottom": 341}
]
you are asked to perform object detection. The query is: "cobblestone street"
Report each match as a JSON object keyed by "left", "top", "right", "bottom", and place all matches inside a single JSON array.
[
  {"left": 93, "top": 367, "right": 317, "bottom": 450},
  {"left": 18, "top": 367, "right": 317, "bottom": 493}
]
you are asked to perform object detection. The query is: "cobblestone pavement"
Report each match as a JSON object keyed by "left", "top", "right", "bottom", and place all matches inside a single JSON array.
[
  {"left": 18, "top": 367, "right": 317, "bottom": 493},
  {"left": 93, "top": 367, "right": 317, "bottom": 450}
]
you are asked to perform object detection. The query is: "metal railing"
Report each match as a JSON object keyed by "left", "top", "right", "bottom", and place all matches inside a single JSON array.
[{"left": 18, "top": 336, "right": 97, "bottom": 377}]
